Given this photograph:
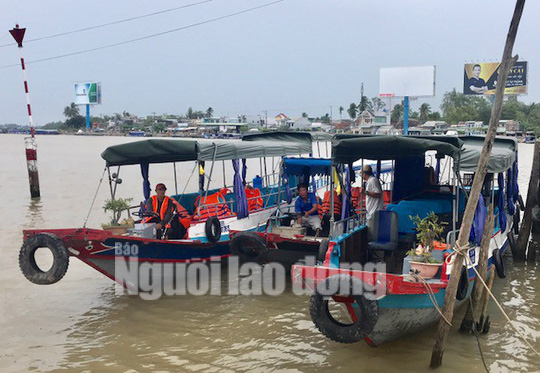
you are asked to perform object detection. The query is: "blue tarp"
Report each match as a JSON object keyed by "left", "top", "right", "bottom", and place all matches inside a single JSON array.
[
  {"left": 140, "top": 163, "right": 151, "bottom": 202},
  {"left": 498, "top": 173, "right": 507, "bottom": 231},
  {"left": 283, "top": 157, "right": 331, "bottom": 177},
  {"left": 469, "top": 192, "right": 486, "bottom": 246},
  {"left": 233, "top": 159, "right": 249, "bottom": 219}
]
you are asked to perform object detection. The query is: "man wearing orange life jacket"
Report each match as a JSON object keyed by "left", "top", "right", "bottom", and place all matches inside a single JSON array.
[{"left": 144, "top": 183, "right": 189, "bottom": 239}]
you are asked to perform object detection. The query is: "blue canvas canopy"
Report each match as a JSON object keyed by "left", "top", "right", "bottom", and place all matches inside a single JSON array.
[{"left": 282, "top": 157, "right": 331, "bottom": 176}]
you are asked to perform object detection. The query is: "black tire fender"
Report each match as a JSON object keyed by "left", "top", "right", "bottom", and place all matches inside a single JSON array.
[
  {"left": 456, "top": 266, "right": 469, "bottom": 301},
  {"left": 205, "top": 216, "right": 221, "bottom": 243},
  {"left": 492, "top": 248, "right": 506, "bottom": 279},
  {"left": 19, "top": 233, "right": 69, "bottom": 285},
  {"left": 317, "top": 238, "right": 330, "bottom": 264},
  {"left": 309, "top": 274, "right": 378, "bottom": 344},
  {"left": 229, "top": 231, "right": 269, "bottom": 264}
]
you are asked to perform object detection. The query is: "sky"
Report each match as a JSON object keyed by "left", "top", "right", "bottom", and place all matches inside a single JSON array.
[{"left": 0, "top": 0, "right": 538, "bottom": 125}]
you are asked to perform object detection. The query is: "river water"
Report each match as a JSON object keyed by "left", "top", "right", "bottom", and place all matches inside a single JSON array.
[{"left": 0, "top": 134, "right": 538, "bottom": 372}]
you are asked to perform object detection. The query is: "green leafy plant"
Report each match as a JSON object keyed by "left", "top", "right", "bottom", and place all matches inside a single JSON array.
[
  {"left": 102, "top": 198, "right": 133, "bottom": 226},
  {"left": 406, "top": 212, "right": 447, "bottom": 263}
]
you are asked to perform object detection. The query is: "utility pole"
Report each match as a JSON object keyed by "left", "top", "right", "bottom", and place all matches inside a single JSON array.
[
  {"left": 264, "top": 110, "right": 268, "bottom": 129},
  {"left": 430, "top": 0, "right": 525, "bottom": 368},
  {"left": 10, "top": 24, "right": 40, "bottom": 198}
]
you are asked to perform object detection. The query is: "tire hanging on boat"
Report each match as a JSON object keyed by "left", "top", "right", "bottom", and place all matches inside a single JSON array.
[
  {"left": 317, "top": 238, "right": 330, "bottom": 264},
  {"left": 229, "top": 231, "right": 269, "bottom": 264},
  {"left": 19, "top": 233, "right": 69, "bottom": 285},
  {"left": 309, "top": 274, "right": 378, "bottom": 344},
  {"left": 205, "top": 216, "right": 221, "bottom": 243},
  {"left": 456, "top": 266, "right": 469, "bottom": 301},
  {"left": 492, "top": 248, "right": 506, "bottom": 279}
]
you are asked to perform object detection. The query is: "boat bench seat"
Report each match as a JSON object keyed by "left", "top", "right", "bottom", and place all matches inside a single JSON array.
[{"left": 385, "top": 197, "right": 453, "bottom": 234}]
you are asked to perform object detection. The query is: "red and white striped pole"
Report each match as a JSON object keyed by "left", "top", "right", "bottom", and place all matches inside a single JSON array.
[{"left": 10, "top": 24, "right": 40, "bottom": 198}]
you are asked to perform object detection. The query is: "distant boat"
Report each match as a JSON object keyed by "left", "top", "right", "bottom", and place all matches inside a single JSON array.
[
  {"left": 128, "top": 130, "right": 146, "bottom": 137},
  {"left": 34, "top": 129, "right": 59, "bottom": 135},
  {"left": 524, "top": 131, "right": 536, "bottom": 144}
]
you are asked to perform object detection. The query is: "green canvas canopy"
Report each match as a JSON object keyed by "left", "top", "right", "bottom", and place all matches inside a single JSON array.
[
  {"left": 459, "top": 135, "right": 517, "bottom": 173},
  {"left": 241, "top": 131, "right": 314, "bottom": 146},
  {"left": 101, "top": 138, "right": 312, "bottom": 166},
  {"left": 331, "top": 135, "right": 461, "bottom": 164}
]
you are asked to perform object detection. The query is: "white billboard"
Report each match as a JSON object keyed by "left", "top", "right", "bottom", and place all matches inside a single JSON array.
[
  {"left": 74, "top": 82, "right": 102, "bottom": 105},
  {"left": 379, "top": 66, "right": 436, "bottom": 97}
]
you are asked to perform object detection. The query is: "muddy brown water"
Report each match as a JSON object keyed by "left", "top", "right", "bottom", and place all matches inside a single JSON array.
[{"left": 0, "top": 134, "right": 538, "bottom": 372}]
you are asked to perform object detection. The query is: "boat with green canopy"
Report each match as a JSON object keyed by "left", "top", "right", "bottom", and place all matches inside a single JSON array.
[
  {"left": 291, "top": 134, "right": 521, "bottom": 346},
  {"left": 18, "top": 133, "right": 316, "bottom": 289}
]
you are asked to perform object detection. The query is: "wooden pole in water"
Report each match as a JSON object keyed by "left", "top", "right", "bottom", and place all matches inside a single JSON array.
[
  {"left": 460, "top": 203, "right": 494, "bottom": 332},
  {"left": 477, "top": 266, "right": 496, "bottom": 332},
  {"left": 430, "top": 1, "right": 525, "bottom": 368},
  {"left": 515, "top": 140, "right": 540, "bottom": 260},
  {"left": 9, "top": 24, "right": 40, "bottom": 198}
]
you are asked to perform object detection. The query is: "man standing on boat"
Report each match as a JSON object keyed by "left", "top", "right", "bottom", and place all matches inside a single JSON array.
[
  {"left": 295, "top": 183, "right": 321, "bottom": 234},
  {"left": 362, "top": 165, "right": 383, "bottom": 227},
  {"left": 144, "top": 183, "right": 189, "bottom": 239}
]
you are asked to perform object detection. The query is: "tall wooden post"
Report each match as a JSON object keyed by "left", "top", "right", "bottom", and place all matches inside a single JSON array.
[
  {"left": 430, "top": 0, "right": 525, "bottom": 368},
  {"left": 515, "top": 140, "right": 540, "bottom": 260},
  {"left": 460, "top": 204, "right": 494, "bottom": 332},
  {"left": 10, "top": 24, "right": 41, "bottom": 198}
]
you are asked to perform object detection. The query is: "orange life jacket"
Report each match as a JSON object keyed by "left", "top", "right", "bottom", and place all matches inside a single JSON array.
[
  {"left": 144, "top": 195, "right": 172, "bottom": 223},
  {"left": 195, "top": 191, "right": 234, "bottom": 220},
  {"left": 321, "top": 190, "right": 342, "bottom": 216},
  {"left": 351, "top": 188, "right": 392, "bottom": 213},
  {"left": 245, "top": 188, "right": 263, "bottom": 211}
]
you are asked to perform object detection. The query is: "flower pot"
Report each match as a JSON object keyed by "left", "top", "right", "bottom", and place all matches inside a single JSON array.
[
  {"left": 102, "top": 225, "right": 128, "bottom": 235},
  {"left": 410, "top": 261, "right": 442, "bottom": 279}
]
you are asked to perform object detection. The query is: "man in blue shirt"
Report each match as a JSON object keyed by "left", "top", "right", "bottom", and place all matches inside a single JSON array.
[{"left": 295, "top": 183, "right": 321, "bottom": 232}]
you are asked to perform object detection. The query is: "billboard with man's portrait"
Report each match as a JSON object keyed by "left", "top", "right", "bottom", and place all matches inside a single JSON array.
[{"left": 463, "top": 61, "right": 527, "bottom": 95}]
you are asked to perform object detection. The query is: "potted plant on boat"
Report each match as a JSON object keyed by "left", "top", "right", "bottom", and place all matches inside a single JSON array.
[
  {"left": 407, "top": 212, "right": 447, "bottom": 279},
  {"left": 102, "top": 197, "right": 134, "bottom": 235}
]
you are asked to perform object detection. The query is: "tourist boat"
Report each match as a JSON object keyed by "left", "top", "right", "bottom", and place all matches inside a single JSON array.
[
  {"left": 18, "top": 133, "right": 315, "bottom": 289},
  {"left": 229, "top": 155, "right": 392, "bottom": 267},
  {"left": 291, "top": 135, "right": 521, "bottom": 346}
]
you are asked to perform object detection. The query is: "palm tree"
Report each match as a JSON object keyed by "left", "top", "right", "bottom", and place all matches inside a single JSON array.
[
  {"left": 419, "top": 103, "right": 432, "bottom": 123},
  {"left": 347, "top": 103, "right": 357, "bottom": 120},
  {"left": 302, "top": 112, "right": 308, "bottom": 118},
  {"left": 371, "top": 97, "right": 385, "bottom": 112},
  {"left": 339, "top": 106, "right": 344, "bottom": 120},
  {"left": 358, "top": 96, "right": 372, "bottom": 113},
  {"left": 206, "top": 107, "right": 214, "bottom": 118},
  {"left": 63, "top": 102, "right": 79, "bottom": 119}
]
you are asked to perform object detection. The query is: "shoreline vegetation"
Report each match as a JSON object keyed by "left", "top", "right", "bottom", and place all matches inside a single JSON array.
[{"left": 2, "top": 90, "right": 539, "bottom": 136}]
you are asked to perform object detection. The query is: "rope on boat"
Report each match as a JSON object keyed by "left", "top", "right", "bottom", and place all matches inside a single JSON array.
[
  {"left": 410, "top": 273, "right": 452, "bottom": 326},
  {"left": 83, "top": 167, "right": 107, "bottom": 228},
  {"left": 176, "top": 162, "right": 197, "bottom": 206},
  {"left": 452, "top": 242, "right": 540, "bottom": 359}
]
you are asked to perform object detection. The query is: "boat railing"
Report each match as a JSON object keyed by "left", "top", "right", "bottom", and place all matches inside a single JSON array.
[
  {"left": 446, "top": 229, "right": 459, "bottom": 249},
  {"left": 330, "top": 214, "right": 363, "bottom": 238},
  {"left": 193, "top": 189, "right": 283, "bottom": 220}
]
